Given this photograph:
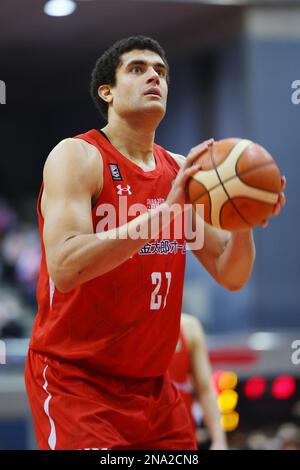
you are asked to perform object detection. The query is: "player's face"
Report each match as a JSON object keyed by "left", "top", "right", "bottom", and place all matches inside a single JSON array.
[{"left": 111, "top": 49, "right": 169, "bottom": 121}]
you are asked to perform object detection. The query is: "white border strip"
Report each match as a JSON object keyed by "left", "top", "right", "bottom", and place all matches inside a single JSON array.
[{"left": 42, "top": 365, "right": 57, "bottom": 450}]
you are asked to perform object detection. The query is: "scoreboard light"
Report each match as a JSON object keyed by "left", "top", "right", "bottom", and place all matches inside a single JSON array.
[
  {"left": 218, "top": 389, "right": 238, "bottom": 413},
  {"left": 244, "top": 376, "right": 266, "bottom": 400},
  {"left": 221, "top": 411, "right": 239, "bottom": 432},
  {"left": 218, "top": 371, "right": 238, "bottom": 391},
  {"left": 271, "top": 375, "right": 296, "bottom": 400},
  {"left": 213, "top": 370, "right": 239, "bottom": 432}
]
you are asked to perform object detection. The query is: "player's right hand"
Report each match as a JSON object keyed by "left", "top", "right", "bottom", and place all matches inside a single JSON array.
[{"left": 165, "top": 138, "right": 214, "bottom": 209}]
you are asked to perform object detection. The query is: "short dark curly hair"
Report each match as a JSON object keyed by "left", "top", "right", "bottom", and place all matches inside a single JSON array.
[{"left": 90, "top": 35, "right": 169, "bottom": 120}]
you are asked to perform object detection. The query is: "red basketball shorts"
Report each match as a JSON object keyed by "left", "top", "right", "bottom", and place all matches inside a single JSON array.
[{"left": 25, "top": 349, "right": 197, "bottom": 450}]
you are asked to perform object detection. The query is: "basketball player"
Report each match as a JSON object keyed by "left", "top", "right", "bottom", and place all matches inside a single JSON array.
[
  {"left": 25, "top": 36, "right": 285, "bottom": 450},
  {"left": 169, "top": 313, "right": 227, "bottom": 450}
]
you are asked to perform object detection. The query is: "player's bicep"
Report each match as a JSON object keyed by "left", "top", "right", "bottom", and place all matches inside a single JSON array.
[{"left": 43, "top": 193, "right": 93, "bottom": 257}]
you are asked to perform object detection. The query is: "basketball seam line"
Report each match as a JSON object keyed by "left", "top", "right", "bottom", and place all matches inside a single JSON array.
[
  {"left": 210, "top": 143, "right": 252, "bottom": 228},
  {"left": 235, "top": 160, "right": 279, "bottom": 189},
  {"left": 207, "top": 191, "right": 212, "bottom": 225},
  {"left": 192, "top": 187, "right": 275, "bottom": 207},
  {"left": 225, "top": 195, "right": 275, "bottom": 205},
  {"left": 192, "top": 160, "right": 278, "bottom": 201}
]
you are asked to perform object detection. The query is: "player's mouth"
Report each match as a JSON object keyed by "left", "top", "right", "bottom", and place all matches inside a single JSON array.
[{"left": 144, "top": 87, "right": 161, "bottom": 98}]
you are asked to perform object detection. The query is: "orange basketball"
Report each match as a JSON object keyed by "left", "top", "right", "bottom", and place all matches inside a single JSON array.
[{"left": 188, "top": 138, "right": 282, "bottom": 231}]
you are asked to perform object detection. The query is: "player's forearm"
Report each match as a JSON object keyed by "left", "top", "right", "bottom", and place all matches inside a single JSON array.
[
  {"left": 216, "top": 230, "right": 256, "bottom": 291},
  {"left": 198, "top": 388, "right": 227, "bottom": 447},
  {"left": 48, "top": 203, "right": 172, "bottom": 293}
]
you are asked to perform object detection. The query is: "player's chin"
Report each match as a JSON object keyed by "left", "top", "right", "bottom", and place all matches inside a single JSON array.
[
  {"left": 143, "top": 94, "right": 165, "bottom": 104},
  {"left": 141, "top": 101, "right": 166, "bottom": 115},
  {"left": 143, "top": 98, "right": 164, "bottom": 106}
]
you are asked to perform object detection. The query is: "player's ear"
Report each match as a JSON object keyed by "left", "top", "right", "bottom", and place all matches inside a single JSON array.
[{"left": 98, "top": 84, "right": 113, "bottom": 104}]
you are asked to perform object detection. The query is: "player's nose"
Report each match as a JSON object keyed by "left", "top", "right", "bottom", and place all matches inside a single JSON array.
[{"left": 146, "top": 68, "right": 160, "bottom": 84}]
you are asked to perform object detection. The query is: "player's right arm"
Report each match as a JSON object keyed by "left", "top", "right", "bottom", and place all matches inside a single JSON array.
[
  {"left": 42, "top": 138, "right": 172, "bottom": 293},
  {"left": 42, "top": 138, "right": 210, "bottom": 293}
]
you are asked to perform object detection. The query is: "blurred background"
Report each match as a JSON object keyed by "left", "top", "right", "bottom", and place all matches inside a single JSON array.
[{"left": 0, "top": 0, "right": 300, "bottom": 450}]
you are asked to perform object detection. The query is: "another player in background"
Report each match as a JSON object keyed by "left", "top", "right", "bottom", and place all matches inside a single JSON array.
[{"left": 169, "top": 313, "right": 227, "bottom": 450}]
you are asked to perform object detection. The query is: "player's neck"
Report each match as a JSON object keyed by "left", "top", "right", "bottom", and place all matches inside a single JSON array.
[{"left": 102, "top": 117, "right": 156, "bottom": 163}]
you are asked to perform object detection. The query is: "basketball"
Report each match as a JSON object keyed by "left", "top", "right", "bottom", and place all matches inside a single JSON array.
[{"left": 188, "top": 138, "right": 282, "bottom": 231}]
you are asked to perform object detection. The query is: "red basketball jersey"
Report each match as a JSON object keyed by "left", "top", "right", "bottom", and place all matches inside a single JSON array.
[
  {"left": 169, "top": 328, "right": 195, "bottom": 430},
  {"left": 29, "top": 129, "right": 187, "bottom": 377}
]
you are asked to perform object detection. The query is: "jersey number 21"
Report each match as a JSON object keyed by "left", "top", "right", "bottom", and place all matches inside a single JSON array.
[{"left": 150, "top": 272, "right": 172, "bottom": 310}]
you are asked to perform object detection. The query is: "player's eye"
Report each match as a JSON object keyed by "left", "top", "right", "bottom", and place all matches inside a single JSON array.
[
  {"left": 156, "top": 69, "right": 167, "bottom": 78},
  {"left": 157, "top": 69, "right": 164, "bottom": 76},
  {"left": 131, "top": 66, "right": 142, "bottom": 73}
]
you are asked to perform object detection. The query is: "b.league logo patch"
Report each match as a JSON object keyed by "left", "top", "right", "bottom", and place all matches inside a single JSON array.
[{"left": 109, "top": 163, "right": 123, "bottom": 181}]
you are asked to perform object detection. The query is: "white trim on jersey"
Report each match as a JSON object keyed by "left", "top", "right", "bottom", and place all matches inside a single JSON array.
[
  {"left": 49, "top": 277, "right": 55, "bottom": 309},
  {"left": 42, "top": 364, "right": 57, "bottom": 450},
  {"left": 172, "top": 379, "right": 194, "bottom": 394}
]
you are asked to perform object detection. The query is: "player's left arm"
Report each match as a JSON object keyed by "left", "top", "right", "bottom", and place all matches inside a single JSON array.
[
  {"left": 168, "top": 151, "right": 285, "bottom": 291},
  {"left": 186, "top": 315, "right": 227, "bottom": 450},
  {"left": 191, "top": 212, "right": 256, "bottom": 291}
]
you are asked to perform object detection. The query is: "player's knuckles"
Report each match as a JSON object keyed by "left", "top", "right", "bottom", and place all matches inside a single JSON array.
[
  {"left": 189, "top": 144, "right": 207, "bottom": 155},
  {"left": 186, "top": 151, "right": 197, "bottom": 161},
  {"left": 185, "top": 165, "right": 198, "bottom": 175},
  {"left": 190, "top": 139, "right": 213, "bottom": 153},
  {"left": 186, "top": 149, "right": 206, "bottom": 163},
  {"left": 185, "top": 166, "right": 198, "bottom": 177}
]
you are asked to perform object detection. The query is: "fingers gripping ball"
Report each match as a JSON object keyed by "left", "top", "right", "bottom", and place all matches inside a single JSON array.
[{"left": 188, "top": 138, "right": 282, "bottom": 231}]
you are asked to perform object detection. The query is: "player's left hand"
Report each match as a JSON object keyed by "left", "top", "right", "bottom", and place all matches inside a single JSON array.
[{"left": 261, "top": 175, "right": 286, "bottom": 228}]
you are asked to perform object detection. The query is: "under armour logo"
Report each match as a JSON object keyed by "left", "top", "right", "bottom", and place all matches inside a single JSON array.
[{"left": 116, "top": 184, "right": 132, "bottom": 195}]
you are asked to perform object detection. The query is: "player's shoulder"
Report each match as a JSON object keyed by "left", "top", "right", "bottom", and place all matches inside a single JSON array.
[
  {"left": 44, "top": 137, "right": 102, "bottom": 178},
  {"left": 47, "top": 137, "right": 101, "bottom": 163},
  {"left": 166, "top": 150, "right": 186, "bottom": 167},
  {"left": 42, "top": 138, "right": 103, "bottom": 200}
]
